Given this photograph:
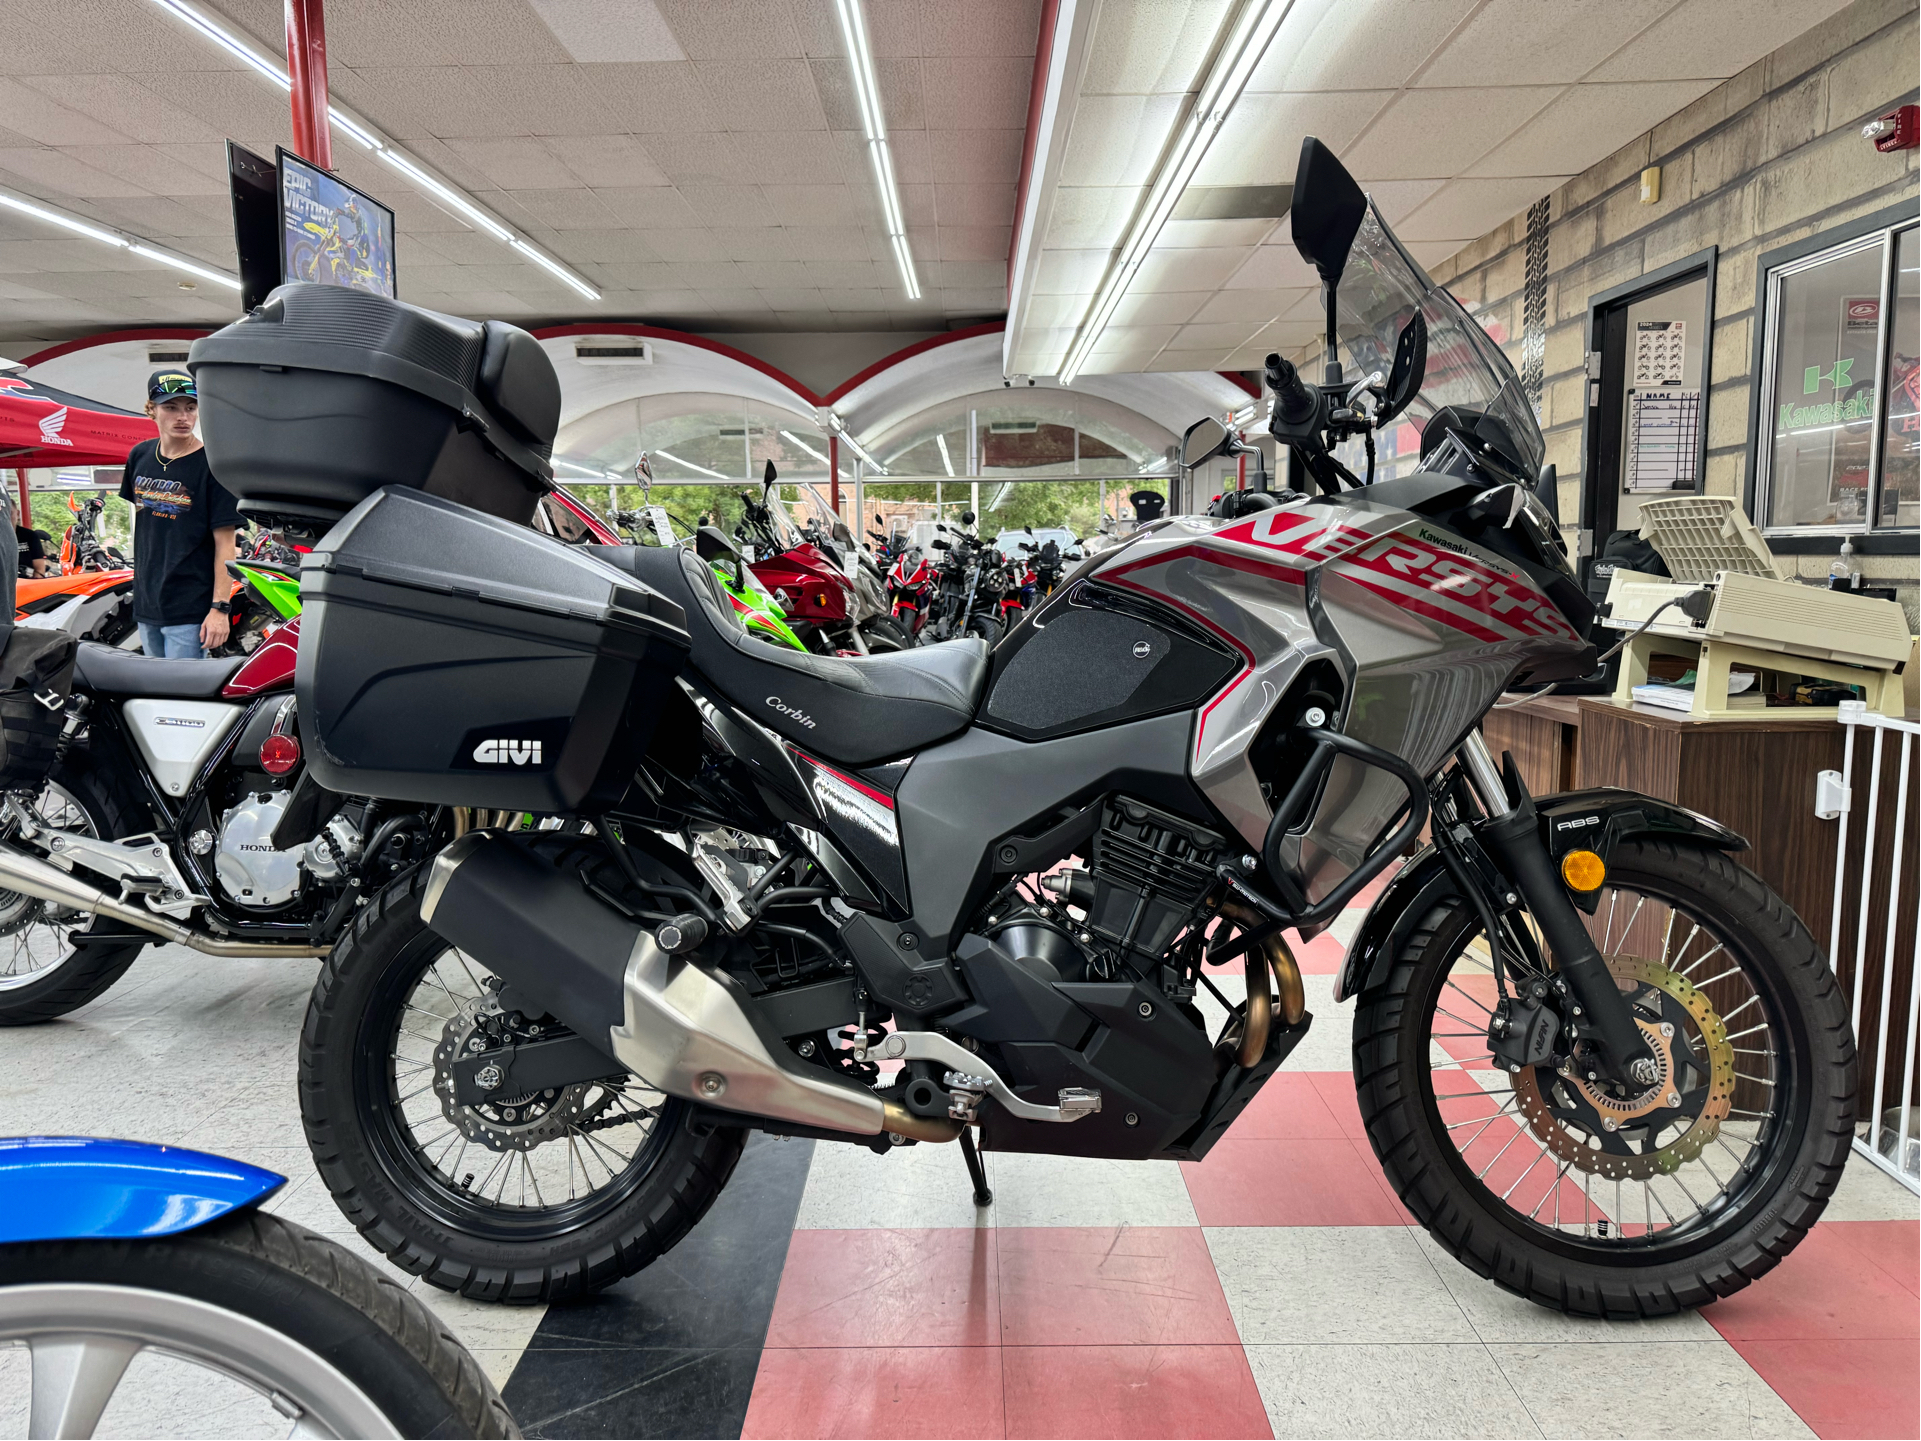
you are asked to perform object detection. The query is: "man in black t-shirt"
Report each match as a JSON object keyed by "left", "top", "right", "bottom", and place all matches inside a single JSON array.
[
  {"left": 119, "top": 370, "right": 240, "bottom": 658},
  {"left": 14, "top": 525, "right": 48, "bottom": 577}
]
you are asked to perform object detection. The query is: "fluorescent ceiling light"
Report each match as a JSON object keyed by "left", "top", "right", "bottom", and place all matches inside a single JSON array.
[
  {"left": 653, "top": 448, "right": 730, "bottom": 480},
  {"left": 833, "top": 0, "right": 920, "bottom": 302},
  {"left": 144, "top": 0, "right": 597, "bottom": 300},
  {"left": 2, "top": 188, "right": 243, "bottom": 289},
  {"left": 0, "top": 190, "right": 129, "bottom": 249},
  {"left": 129, "top": 244, "right": 242, "bottom": 289},
  {"left": 779, "top": 429, "right": 830, "bottom": 465},
  {"left": 1058, "top": 0, "right": 1295, "bottom": 385},
  {"left": 934, "top": 433, "right": 955, "bottom": 477}
]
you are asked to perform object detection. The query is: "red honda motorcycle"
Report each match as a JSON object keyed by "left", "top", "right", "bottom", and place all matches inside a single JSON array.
[{"left": 736, "top": 464, "right": 906, "bottom": 654}]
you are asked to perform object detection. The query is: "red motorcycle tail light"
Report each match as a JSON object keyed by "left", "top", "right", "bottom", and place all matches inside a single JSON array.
[{"left": 259, "top": 733, "right": 301, "bottom": 775}]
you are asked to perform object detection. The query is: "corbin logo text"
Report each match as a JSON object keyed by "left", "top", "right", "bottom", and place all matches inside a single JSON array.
[
  {"left": 473, "top": 738, "right": 544, "bottom": 765},
  {"left": 766, "top": 696, "right": 816, "bottom": 729}
]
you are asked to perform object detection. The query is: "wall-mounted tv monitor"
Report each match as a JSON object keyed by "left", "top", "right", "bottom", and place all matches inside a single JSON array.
[{"left": 277, "top": 147, "right": 396, "bottom": 299}]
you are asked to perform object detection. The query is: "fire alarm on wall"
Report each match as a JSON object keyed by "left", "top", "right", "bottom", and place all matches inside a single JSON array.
[{"left": 1863, "top": 105, "right": 1918, "bottom": 151}]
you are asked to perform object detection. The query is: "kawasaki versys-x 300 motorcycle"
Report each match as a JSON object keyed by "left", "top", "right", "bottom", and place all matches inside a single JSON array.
[{"left": 279, "top": 140, "right": 1851, "bottom": 1316}]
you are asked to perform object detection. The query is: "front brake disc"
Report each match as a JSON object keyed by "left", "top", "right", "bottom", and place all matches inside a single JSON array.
[{"left": 1512, "top": 955, "right": 1735, "bottom": 1181}]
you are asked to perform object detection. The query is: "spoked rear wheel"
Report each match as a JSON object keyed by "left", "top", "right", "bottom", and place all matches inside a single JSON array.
[
  {"left": 1354, "top": 836, "right": 1855, "bottom": 1316},
  {"left": 300, "top": 864, "right": 747, "bottom": 1303}
]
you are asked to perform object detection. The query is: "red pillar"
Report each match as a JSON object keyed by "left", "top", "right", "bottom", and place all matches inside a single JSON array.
[
  {"left": 15, "top": 471, "right": 28, "bottom": 527},
  {"left": 285, "top": 0, "right": 333, "bottom": 169},
  {"left": 828, "top": 435, "right": 841, "bottom": 516},
  {"left": 1236, "top": 444, "right": 1247, "bottom": 492}
]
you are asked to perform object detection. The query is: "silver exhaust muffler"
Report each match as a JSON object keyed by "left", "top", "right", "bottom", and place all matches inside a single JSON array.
[
  {"left": 421, "top": 833, "right": 950, "bottom": 1140},
  {"left": 0, "top": 843, "right": 330, "bottom": 958}
]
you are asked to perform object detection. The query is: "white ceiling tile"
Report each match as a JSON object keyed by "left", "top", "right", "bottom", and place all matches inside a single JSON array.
[
  {"left": 1033, "top": 248, "right": 1108, "bottom": 295},
  {"left": 1144, "top": 348, "right": 1232, "bottom": 372},
  {"left": 696, "top": 58, "right": 828, "bottom": 131},
  {"left": 1081, "top": 0, "right": 1231, "bottom": 96},
  {"left": 1060, "top": 92, "right": 1187, "bottom": 187},
  {"left": 1363, "top": 178, "right": 1447, "bottom": 224},
  {"left": 920, "top": 54, "right": 1034, "bottom": 130},
  {"left": 527, "top": 0, "right": 685, "bottom": 62},
  {"left": 916, "top": 0, "right": 1043, "bottom": 59},
  {"left": 680, "top": 184, "right": 777, "bottom": 229},
  {"left": 21, "top": 74, "right": 223, "bottom": 145},
  {"left": 1397, "top": 176, "right": 1570, "bottom": 242},
  {"left": 1171, "top": 320, "right": 1266, "bottom": 351},
  {"left": 1403, "top": 240, "right": 1463, "bottom": 269},
  {"left": 1110, "top": 289, "right": 1209, "bottom": 326},
  {"left": 1091, "top": 323, "right": 1180, "bottom": 351},
  {"left": 928, "top": 128, "right": 1024, "bottom": 184},
  {"left": 1133, "top": 245, "right": 1249, "bottom": 292},
  {"left": 1588, "top": 0, "right": 1856, "bottom": 81},
  {"left": 0, "top": 77, "right": 134, "bottom": 147},
  {"left": 1342, "top": 85, "right": 1564, "bottom": 180},
  {"left": 544, "top": 135, "right": 672, "bottom": 189},
  {"left": 594, "top": 187, "right": 706, "bottom": 227},
  {"left": 1155, "top": 217, "right": 1280, "bottom": 249},
  {"left": 1194, "top": 90, "right": 1390, "bottom": 187},
  {"left": 763, "top": 185, "right": 851, "bottom": 227},
  {"left": 444, "top": 136, "right": 581, "bottom": 191},
  {"left": 1223, "top": 245, "right": 1318, "bottom": 290},
  {"left": 580, "top": 62, "right": 722, "bottom": 133},
  {"left": 1467, "top": 80, "right": 1718, "bottom": 178},
  {"left": 1247, "top": 0, "right": 1479, "bottom": 93},
  {"left": 1193, "top": 287, "right": 1306, "bottom": 324},
  {"left": 1417, "top": 0, "right": 1676, "bottom": 88},
  {"left": 653, "top": 0, "right": 806, "bottom": 60},
  {"left": 641, "top": 132, "right": 758, "bottom": 185},
  {"left": 1045, "top": 186, "right": 1139, "bottom": 249},
  {"left": 935, "top": 226, "right": 1009, "bottom": 263},
  {"left": 0, "top": 147, "right": 150, "bottom": 199}
]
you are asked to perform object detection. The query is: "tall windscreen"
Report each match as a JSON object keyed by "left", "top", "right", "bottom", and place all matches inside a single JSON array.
[
  {"left": 1331, "top": 205, "right": 1543, "bottom": 483},
  {"left": 278, "top": 150, "right": 396, "bottom": 299}
]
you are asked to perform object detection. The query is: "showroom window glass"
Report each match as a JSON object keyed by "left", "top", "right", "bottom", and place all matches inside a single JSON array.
[{"left": 1757, "top": 222, "right": 1919, "bottom": 534}]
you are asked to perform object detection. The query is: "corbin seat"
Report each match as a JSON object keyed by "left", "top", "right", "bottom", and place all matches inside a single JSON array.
[
  {"left": 595, "top": 545, "right": 986, "bottom": 766},
  {"left": 72, "top": 642, "right": 244, "bottom": 699}
]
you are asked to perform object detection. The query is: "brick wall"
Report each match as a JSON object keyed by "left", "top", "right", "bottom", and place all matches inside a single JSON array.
[{"left": 1427, "top": 0, "right": 1919, "bottom": 616}]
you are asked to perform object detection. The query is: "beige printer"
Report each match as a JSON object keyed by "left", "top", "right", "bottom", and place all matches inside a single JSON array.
[{"left": 1602, "top": 496, "right": 1911, "bottom": 719}]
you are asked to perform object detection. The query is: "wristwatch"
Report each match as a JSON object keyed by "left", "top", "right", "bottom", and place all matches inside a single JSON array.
[{"left": 210, "top": 600, "right": 232, "bottom": 615}]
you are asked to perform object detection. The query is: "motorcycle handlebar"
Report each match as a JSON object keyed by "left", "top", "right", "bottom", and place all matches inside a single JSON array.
[{"left": 1264, "top": 351, "right": 1318, "bottom": 426}]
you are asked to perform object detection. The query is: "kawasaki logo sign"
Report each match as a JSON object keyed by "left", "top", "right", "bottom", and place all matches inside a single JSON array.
[{"left": 1779, "top": 357, "right": 1874, "bottom": 431}]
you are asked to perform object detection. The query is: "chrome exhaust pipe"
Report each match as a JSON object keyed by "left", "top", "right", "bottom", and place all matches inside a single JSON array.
[
  {"left": 422, "top": 833, "right": 901, "bottom": 1139},
  {"left": 0, "top": 843, "right": 330, "bottom": 958}
]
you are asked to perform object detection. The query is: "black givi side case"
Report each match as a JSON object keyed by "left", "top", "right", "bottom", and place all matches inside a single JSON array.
[
  {"left": 297, "top": 488, "right": 689, "bottom": 813},
  {"left": 189, "top": 282, "right": 560, "bottom": 526}
]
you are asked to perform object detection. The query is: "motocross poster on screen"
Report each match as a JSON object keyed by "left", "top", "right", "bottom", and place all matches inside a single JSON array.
[{"left": 277, "top": 149, "right": 396, "bottom": 299}]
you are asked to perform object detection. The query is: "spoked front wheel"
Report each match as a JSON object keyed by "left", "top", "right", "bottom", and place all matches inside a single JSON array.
[{"left": 1354, "top": 836, "right": 1856, "bottom": 1316}]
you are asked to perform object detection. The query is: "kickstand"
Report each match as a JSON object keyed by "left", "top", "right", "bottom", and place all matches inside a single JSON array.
[{"left": 958, "top": 1127, "right": 992, "bottom": 1207}]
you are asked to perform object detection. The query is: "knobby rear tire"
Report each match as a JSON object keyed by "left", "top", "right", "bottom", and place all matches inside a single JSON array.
[
  {"left": 1352, "top": 836, "right": 1856, "bottom": 1317},
  {"left": 299, "top": 863, "right": 748, "bottom": 1303}
]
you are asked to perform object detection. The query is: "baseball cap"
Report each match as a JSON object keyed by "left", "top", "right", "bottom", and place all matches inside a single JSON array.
[{"left": 148, "top": 369, "right": 196, "bottom": 403}]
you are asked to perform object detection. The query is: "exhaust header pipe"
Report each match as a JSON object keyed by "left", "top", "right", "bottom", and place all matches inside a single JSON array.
[
  {"left": 421, "top": 834, "right": 912, "bottom": 1140},
  {"left": 0, "top": 844, "right": 329, "bottom": 958}
]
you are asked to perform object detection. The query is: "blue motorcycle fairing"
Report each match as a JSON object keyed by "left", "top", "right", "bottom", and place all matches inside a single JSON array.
[{"left": 0, "top": 1136, "right": 285, "bottom": 1245}]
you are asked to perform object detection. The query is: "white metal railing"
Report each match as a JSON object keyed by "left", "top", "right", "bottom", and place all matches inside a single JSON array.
[{"left": 1820, "top": 700, "right": 1920, "bottom": 1193}]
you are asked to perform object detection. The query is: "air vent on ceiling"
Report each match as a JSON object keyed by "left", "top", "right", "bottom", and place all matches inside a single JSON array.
[
  {"left": 1171, "top": 184, "right": 1293, "bottom": 221},
  {"left": 574, "top": 342, "right": 652, "bottom": 364},
  {"left": 988, "top": 421, "right": 1039, "bottom": 434},
  {"left": 147, "top": 349, "right": 191, "bottom": 363},
  {"left": 717, "top": 428, "right": 766, "bottom": 437}
]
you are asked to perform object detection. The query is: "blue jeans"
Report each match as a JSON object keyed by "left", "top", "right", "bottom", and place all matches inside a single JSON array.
[{"left": 138, "top": 622, "right": 206, "bottom": 659}]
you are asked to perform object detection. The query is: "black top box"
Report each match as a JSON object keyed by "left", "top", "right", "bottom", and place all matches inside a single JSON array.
[{"left": 189, "top": 282, "right": 560, "bottom": 528}]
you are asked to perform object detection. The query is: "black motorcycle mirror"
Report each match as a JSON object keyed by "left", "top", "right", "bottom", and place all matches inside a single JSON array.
[
  {"left": 960, "top": 510, "right": 976, "bottom": 526},
  {"left": 1291, "top": 136, "right": 1367, "bottom": 386},
  {"left": 1181, "top": 415, "right": 1232, "bottom": 468},
  {"left": 694, "top": 524, "right": 747, "bottom": 592},
  {"left": 1375, "top": 310, "right": 1428, "bottom": 427},
  {"left": 762, "top": 459, "right": 777, "bottom": 497}
]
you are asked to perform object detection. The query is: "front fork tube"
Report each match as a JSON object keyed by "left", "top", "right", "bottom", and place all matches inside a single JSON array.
[{"left": 1456, "top": 732, "right": 1658, "bottom": 1085}]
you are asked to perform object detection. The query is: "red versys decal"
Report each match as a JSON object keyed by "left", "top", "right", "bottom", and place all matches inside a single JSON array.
[{"left": 1332, "top": 533, "right": 1580, "bottom": 643}]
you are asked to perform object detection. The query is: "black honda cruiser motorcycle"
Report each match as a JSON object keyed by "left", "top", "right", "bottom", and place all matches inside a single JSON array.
[{"left": 195, "top": 140, "right": 1852, "bottom": 1318}]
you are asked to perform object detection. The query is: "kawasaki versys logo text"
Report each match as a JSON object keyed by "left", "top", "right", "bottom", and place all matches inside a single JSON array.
[{"left": 472, "top": 738, "right": 544, "bottom": 765}]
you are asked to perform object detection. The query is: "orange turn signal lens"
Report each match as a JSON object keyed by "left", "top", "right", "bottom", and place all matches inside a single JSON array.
[{"left": 1560, "top": 849, "right": 1606, "bottom": 892}]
